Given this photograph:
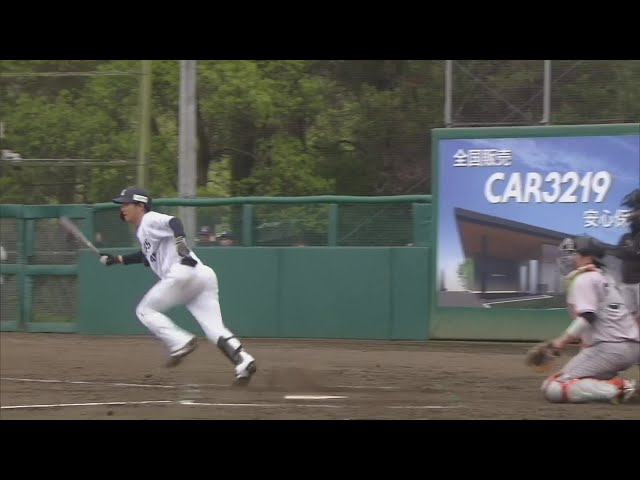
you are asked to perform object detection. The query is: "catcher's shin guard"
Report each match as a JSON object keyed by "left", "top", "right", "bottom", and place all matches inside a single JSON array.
[{"left": 542, "top": 375, "right": 635, "bottom": 403}]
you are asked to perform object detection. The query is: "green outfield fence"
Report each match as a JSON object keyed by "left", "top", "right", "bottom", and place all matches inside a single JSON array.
[{"left": 0, "top": 196, "right": 433, "bottom": 336}]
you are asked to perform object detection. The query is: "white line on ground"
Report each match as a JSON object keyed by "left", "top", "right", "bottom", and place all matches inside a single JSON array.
[
  {"left": 0, "top": 399, "right": 467, "bottom": 411},
  {"left": 0, "top": 400, "right": 344, "bottom": 410},
  {"left": 284, "top": 395, "right": 348, "bottom": 400},
  {"left": 179, "top": 400, "right": 342, "bottom": 408},
  {"left": 335, "top": 385, "right": 397, "bottom": 390},
  {"left": 0, "top": 377, "right": 398, "bottom": 391},
  {"left": 0, "top": 377, "right": 177, "bottom": 389},
  {"left": 388, "top": 405, "right": 467, "bottom": 409},
  {"left": 1, "top": 400, "right": 173, "bottom": 410}
]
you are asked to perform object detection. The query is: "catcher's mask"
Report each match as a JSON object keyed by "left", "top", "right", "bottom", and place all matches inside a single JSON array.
[{"left": 556, "top": 235, "right": 606, "bottom": 275}]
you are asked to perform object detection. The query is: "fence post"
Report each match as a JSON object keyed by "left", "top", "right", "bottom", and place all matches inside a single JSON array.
[
  {"left": 412, "top": 203, "right": 431, "bottom": 247},
  {"left": 82, "top": 206, "right": 95, "bottom": 248},
  {"left": 242, "top": 204, "right": 254, "bottom": 246},
  {"left": 328, "top": 204, "right": 339, "bottom": 246}
]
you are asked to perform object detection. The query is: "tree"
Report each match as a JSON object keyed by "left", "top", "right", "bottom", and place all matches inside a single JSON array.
[
  {"left": 457, "top": 258, "right": 475, "bottom": 291},
  {"left": 2, "top": 60, "right": 638, "bottom": 205}
]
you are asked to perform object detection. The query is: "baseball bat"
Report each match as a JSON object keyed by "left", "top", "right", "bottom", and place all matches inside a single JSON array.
[{"left": 59, "top": 216, "right": 101, "bottom": 256}]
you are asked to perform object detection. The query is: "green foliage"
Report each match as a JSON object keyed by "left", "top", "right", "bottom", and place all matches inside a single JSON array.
[
  {"left": 197, "top": 157, "right": 232, "bottom": 198},
  {"left": 457, "top": 258, "right": 475, "bottom": 291},
  {"left": 1, "top": 60, "right": 639, "bottom": 205},
  {"left": 236, "top": 134, "right": 334, "bottom": 197}
]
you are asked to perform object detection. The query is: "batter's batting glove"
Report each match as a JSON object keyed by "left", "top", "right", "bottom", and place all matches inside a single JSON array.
[
  {"left": 180, "top": 255, "right": 198, "bottom": 267},
  {"left": 99, "top": 253, "right": 119, "bottom": 266},
  {"left": 175, "top": 236, "right": 190, "bottom": 257}
]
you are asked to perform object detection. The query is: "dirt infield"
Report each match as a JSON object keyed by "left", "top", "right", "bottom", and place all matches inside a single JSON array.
[{"left": 1, "top": 332, "right": 638, "bottom": 420}]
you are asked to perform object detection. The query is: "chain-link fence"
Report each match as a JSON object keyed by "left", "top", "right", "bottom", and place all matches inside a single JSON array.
[
  {"left": 0, "top": 196, "right": 431, "bottom": 329},
  {"left": 0, "top": 272, "right": 19, "bottom": 324},
  {"left": 0, "top": 216, "right": 21, "bottom": 324},
  {"left": 446, "top": 60, "right": 640, "bottom": 127},
  {"left": 0, "top": 208, "right": 83, "bottom": 327},
  {"left": 447, "top": 60, "right": 546, "bottom": 126},
  {"left": 2, "top": 60, "right": 638, "bottom": 206},
  {"left": 92, "top": 196, "right": 427, "bottom": 248},
  {"left": 0, "top": 63, "right": 143, "bottom": 204}
]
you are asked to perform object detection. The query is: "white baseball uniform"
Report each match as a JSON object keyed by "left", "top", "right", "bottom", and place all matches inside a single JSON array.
[
  {"left": 134, "top": 211, "right": 242, "bottom": 355},
  {"left": 542, "top": 269, "right": 640, "bottom": 403}
]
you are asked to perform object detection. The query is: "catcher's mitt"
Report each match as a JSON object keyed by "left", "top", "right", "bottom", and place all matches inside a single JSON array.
[{"left": 525, "top": 342, "right": 560, "bottom": 373}]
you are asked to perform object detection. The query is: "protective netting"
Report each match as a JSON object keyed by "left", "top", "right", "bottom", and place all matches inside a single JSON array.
[
  {"left": 448, "top": 60, "right": 640, "bottom": 127},
  {"left": 550, "top": 60, "right": 639, "bottom": 124},
  {"left": 1, "top": 198, "right": 426, "bottom": 328},
  {"left": 32, "top": 217, "right": 83, "bottom": 265},
  {"left": 253, "top": 204, "right": 331, "bottom": 246},
  {"left": 31, "top": 275, "right": 77, "bottom": 323},
  {"left": 93, "top": 205, "right": 246, "bottom": 248},
  {"left": 337, "top": 204, "right": 413, "bottom": 246},
  {"left": 0, "top": 274, "right": 20, "bottom": 323},
  {"left": 0, "top": 217, "right": 20, "bottom": 263},
  {"left": 450, "top": 60, "right": 545, "bottom": 126},
  {"left": 0, "top": 65, "right": 142, "bottom": 204},
  {"left": 93, "top": 203, "right": 417, "bottom": 247},
  {"left": 93, "top": 209, "right": 138, "bottom": 249}
]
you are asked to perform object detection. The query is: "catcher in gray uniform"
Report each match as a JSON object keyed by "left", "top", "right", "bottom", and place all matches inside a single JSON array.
[{"left": 538, "top": 235, "right": 640, "bottom": 403}]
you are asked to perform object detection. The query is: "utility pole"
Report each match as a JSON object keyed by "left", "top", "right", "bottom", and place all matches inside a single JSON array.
[
  {"left": 541, "top": 60, "right": 552, "bottom": 125},
  {"left": 179, "top": 60, "right": 198, "bottom": 241},
  {"left": 444, "top": 60, "right": 453, "bottom": 127},
  {"left": 138, "top": 60, "right": 152, "bottom": 189}
]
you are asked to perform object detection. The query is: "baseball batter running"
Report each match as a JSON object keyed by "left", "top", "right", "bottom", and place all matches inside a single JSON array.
[
  {"left": 99, "top": 187, "right": 257, "bottom": 386},
  {"left": 540, "top": 235, "right": 639, "bottom": 403}
]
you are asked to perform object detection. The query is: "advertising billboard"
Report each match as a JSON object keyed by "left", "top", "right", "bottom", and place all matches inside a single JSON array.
[{"left": 434, "top": 127, "right": 640, "bottom": 311}]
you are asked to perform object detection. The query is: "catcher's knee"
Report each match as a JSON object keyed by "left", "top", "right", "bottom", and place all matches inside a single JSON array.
[{"left": 541, "top": 374, "right": 566, "bottom": 403}]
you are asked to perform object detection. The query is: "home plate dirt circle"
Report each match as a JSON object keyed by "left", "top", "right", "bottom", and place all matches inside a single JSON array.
[{"left": 284, "top": 395, "right": 348, "bottom": 400}]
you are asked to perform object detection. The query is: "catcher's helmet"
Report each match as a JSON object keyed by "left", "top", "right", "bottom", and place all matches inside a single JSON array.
[
  {"left": 570, "top": 235, "right": 606, "bottom": 259},
  {"left": 557, "top": 235, "right": 606, "bottom": 275}
]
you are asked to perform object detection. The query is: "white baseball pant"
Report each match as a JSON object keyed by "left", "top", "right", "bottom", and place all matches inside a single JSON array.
[{"left": 135, "top": 262, "right": 235, "bottom": 353}]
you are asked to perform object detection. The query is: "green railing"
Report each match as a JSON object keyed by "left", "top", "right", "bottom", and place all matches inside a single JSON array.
[
  {"left": 92, "top": 195, "right": 432, "bottom": 248},
  {"left": 0, "top": 195, "right": 432, "bottom": 333},
  {"left": 0, "top": 204, "right": 93, "bottom": 332}
]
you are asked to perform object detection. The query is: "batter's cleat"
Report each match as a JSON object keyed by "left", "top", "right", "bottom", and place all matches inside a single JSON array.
[
  {"left": 233, "top": 354, "right": 257, "bottom": 387},
  {"left": 611, "top": 379, "right": 637, "bottom": 404},
  {"left": 165, "top": 337, "right": 198, "bottom": 368}
]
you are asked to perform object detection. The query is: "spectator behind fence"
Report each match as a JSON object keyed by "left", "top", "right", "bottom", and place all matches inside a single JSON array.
[
  {"left": 216, "top": 231, "right": 236, "bottom": 246},
  {"left": 196, "top": 226, "right": 217, "bottom": 246}
]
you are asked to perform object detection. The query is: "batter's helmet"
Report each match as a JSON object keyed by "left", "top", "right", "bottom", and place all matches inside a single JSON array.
[{"left": 112, "top": 187, "right": 152, "bottom": 207}]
